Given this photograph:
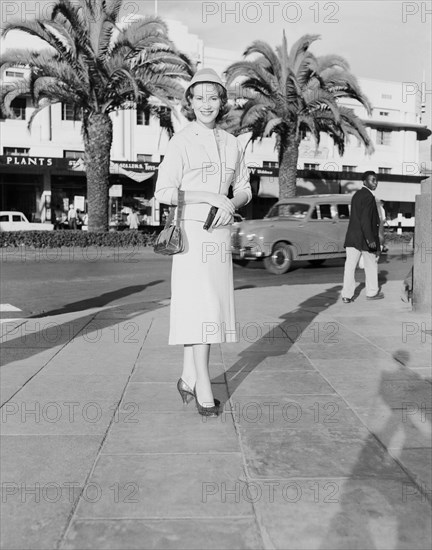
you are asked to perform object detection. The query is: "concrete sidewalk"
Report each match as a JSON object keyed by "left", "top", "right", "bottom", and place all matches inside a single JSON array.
[{"left": 1, "top": 274, "right": 431, "bottom": 549}]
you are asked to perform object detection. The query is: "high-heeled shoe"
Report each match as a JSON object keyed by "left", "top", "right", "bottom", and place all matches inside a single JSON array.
[
  {"left": 193, "top": 388, "right": 219, "bottom": 417},
  {"left": 177, "top": 379, "right": 220, "bottom": 407},
  {"left": 177, "top": 378, "right": 194, "bottom": 404}
]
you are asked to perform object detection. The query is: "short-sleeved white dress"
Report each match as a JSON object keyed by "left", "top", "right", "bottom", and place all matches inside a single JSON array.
[{"left": 154, "top": 121, "right": 252, "bottom": 345}]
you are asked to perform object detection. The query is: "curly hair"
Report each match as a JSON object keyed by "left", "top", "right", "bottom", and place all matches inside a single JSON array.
[{"left": 181, "top": 82, "right": 229, "bottom": 123}]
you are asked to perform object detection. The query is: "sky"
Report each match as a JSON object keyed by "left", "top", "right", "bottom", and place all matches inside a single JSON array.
[
  {"left": 1, "top": 0, "right": 430, "bottom": 85},
  {"left": 153, "top": 0, "right": 431, "bottom": 86},
  {"left": 1, "top": 0, "right": 431, "bottom": 157}
]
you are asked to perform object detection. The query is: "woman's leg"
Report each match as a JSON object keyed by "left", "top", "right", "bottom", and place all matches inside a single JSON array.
[
  {"left": 192, "top": 343, "right": 214, "bottom": 407},
  {"left": 181, "top": 344, "right": 196, "bottom": 389}
]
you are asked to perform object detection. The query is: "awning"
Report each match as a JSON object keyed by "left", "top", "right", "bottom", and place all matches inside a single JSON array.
[{"left": 70, "top": 158, "right": 154, "bottom": 183}]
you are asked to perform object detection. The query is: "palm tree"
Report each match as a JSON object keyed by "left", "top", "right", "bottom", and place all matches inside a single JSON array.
[
  {"left": 224, "top": 33, "right": 374, "bottom": 199},
  {"left": 0, "top": 0, "right": 193, "bottom": 231}
]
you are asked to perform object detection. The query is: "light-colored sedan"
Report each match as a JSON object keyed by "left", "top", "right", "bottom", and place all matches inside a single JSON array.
[
  {"left": 231, "top": 194, "right": 352, "bottom": 274},
  {"left": 0, "top": 211, "right": 54, "bottom": 232}
]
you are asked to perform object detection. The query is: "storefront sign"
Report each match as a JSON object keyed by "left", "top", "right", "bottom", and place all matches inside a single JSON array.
[
  {"left": 109, "top": 185, "right": 123, "bottom": 197},
  {"left": 74, "top": 195, "right": 85, "bottom": 210},
  {"left": 248, "top": 166, "right": 279, "bottom": 177},
  {"left": 2, "top": 156, "right": 53, "bottom": 166}
]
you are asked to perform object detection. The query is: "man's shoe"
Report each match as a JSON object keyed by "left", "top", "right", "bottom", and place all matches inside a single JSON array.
[
  {"left": 342, "top": 297, "right": 352, "bottom": 303},
  {"left": 366, "top": 292, "right": 384, "bottom": 300}
]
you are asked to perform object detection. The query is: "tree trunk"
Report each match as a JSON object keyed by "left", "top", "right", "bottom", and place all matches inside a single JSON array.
[
  {"left": 82, "top": 112, "right": 113, "bottom": 232},
  {"left": 278, "top": 131, "right": 300, "bottom": 200}
]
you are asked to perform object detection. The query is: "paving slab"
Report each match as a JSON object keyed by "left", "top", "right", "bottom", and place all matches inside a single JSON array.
[
  {"left": 240, "top": 427, "right": 408, "bottom": 480},
  {"left": 74, "top": 454, "right": 253, "bottom": 519},
  {"left": 250, "top": 477, "right": 432, "bottom": 550},
  {"left": 60, "top": 518, "right": 263, "bottom": 550}
]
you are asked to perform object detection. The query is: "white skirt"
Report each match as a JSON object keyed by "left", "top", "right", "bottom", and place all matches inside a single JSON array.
[{"left": 169, "top": 220, "right": 238, "bottom": 345}]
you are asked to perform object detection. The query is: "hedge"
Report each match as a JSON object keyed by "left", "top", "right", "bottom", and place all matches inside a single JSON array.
[{"left": 0, "top": 230, "right": 158, "bottom": 249}]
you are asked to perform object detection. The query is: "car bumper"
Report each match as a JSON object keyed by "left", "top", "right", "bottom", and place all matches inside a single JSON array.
[{"left": 232, "top": 246, "right": 266, "bottom": 260}]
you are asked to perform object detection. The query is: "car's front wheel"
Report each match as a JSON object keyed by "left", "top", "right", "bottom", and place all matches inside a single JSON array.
[{"left": 263, "top": 242, "right": 293, "bottom": 274}]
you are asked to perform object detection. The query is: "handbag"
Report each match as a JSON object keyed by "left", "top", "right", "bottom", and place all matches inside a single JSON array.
[{"left": 153, "top": 190, "right": 184, "bottom": 255}]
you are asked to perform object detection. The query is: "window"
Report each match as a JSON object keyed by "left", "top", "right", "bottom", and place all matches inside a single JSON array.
[
  {"left": 379, "top": 111, "right": 389, "bottom": 116},
  {"left": 378, "top": 167, "right": 392, "bottom": 174},
  {"left": 376, "top": 129, "right": 392, "bottom": 145},
  {"left": 381, "top": 94, "right": 392, "bottom": 99},
  {"left": 278, "top": 203, "right": 310, "bottom": 219},
  {"left": 0, "top": 215, "right": 9, "bottom": 222},
  {"left": 342, "top": 165, "right": 357, "bottom": 172},
  {"left": 136, "top": 106, "right": 150, "bottom": 125},
  {"left": 5, "top": 70, "right": 25, "bottom": 78},
  {"left": 61, "top": 103, "right": 82, "bottom": 121},
  {"left": 267, "top": 203, "right": 309, "bottom": 219},
  {"left": 337, "top": 204, "right": 350, "bottom": 219},
  {"left": 304, "top": 163, "right": 319, "bottom": 170},
  {"left": 10, "top": 98, "right": 26, "bottom": 120},
  {"left": 64, "top": 150, "right": 84, "bottom": 159},
  {"left": 137, "top": 154, "right": 152, "bottom": 162},
  {"left": 263, "top": 161, "right": 278, "bottom": 168},
  {"left": 12, "top": 214, "right": 24, "bottom": 222},
  {"left": 310, "top": 204, "right": 336, "bottom": 220},
  {"left": 4, "top": 147, "right": 29, "bottom": 156}
]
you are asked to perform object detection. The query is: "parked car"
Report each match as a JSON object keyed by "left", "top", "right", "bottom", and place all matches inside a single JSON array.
[
  {"left": 0, "top": 211, "right": 54, "bottom": 232},
  {"left": 231, "top": 194, "right": 352, "bottom": 274}
]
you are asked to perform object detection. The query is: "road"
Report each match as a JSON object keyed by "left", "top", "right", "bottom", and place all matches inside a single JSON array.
[{"left": 0, "top": 243, "right": 412, "bottom": 319}]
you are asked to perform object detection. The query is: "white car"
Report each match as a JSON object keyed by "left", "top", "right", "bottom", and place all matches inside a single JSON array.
[{"left": 0, "top": 211, "right": 54, "bottom": 232}]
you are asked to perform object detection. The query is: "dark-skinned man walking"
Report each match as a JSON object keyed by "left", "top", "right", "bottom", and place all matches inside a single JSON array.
[{"left": 341, "top": 171, "right": 384, "bottom": 302}]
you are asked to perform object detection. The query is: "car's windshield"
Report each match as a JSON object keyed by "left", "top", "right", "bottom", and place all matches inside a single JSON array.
[{"left": 266, "top": 203, "right": 310, "bottom": 219}]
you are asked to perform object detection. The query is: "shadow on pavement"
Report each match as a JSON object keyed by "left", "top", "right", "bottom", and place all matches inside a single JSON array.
[
  {"left": 214, "top": 285, "right": 342, "bottom": 402},
  {"left": 30, "top": 281, "right": 164, "bottom": 318},
  {"left": 0, "top": 282, "right": 166, "bottom": 372},
  {"left": 318, "top": 350, "right": 432, "bottom": 549}
]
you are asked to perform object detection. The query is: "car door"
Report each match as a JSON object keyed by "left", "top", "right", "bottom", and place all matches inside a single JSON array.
[
  {"left": 335, "top": 202, "right": 351, "bottom": 251},
  {"left": 307, "top": 203, "right": 341, "bottom": 257},
  {"left": 12, "top": 213, "right": 29, "bottom": 231},
  {"left": 0, "top": 214, "right": 10, "bottom": 232}
]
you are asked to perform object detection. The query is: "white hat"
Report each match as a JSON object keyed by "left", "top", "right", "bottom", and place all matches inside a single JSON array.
[{"left": 186, "top": 68, "right": 226, "bottom": 93}]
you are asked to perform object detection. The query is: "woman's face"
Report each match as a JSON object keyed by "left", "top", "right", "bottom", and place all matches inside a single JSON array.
[{"left": 191, "top": 83, "right": 221, "bottom": 128}]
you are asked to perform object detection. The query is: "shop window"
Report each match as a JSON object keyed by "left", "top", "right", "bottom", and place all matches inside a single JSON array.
[
  {"left": 4, "top": 146, "right": 29, "bottom": 156},
  {"left": 378, "top": 167, "right": 392, "bottom": 174},
  {"left": 342, "top": 165, "right": 357, "bottom": 172},
  {"left": 379, "top": 111, "right": 389, "bottom": 116},
  {"left": 137, "top": 105, "right": 150, "bottom": 125},
  {"left": 376, "top": 129, "right": 392, "bottom": 145},
  {"left": 64, "top": 150, "right": 84, "bottom": 159},
  {"left": 61, "top": 103, "right": 82, "bottom": 121},
  {"left": 304, "top": 163, "right": 319, "bottom": 170}
]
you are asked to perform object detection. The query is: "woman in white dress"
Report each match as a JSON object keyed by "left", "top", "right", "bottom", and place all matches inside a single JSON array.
[{"left": 154, "top": 68, "right": 252, "bottom": 417}]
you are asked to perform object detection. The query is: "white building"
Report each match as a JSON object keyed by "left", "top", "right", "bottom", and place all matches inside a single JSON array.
[{"left": 0, "top": 20, "right": 430, "bottom": 227}]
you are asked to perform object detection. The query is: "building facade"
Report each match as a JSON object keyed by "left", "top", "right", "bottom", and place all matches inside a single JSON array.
[{"left": 0, "top": 20, "right": 430, "bottom": 227}]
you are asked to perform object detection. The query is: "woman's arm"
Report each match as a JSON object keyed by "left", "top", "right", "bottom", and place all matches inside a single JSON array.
[
  {"left": 231, "top": 140, "right": 252, "bottom": 210},
  {"left": 154, "top": 139, "right": 183, "bottom": 205}
]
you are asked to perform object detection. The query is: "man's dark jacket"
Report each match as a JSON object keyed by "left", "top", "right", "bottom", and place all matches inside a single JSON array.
[{"left": 344, "top": 187, "right": 380, "bottom": 251}]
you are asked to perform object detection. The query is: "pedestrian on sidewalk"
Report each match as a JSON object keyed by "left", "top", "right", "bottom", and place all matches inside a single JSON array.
[
  {"left": 154, "top": 68, "right": 252, "bottom": 417},
  {"left": 127, "top": 209, "right": 139, "bottom": 230},
  {"left": 67, "top": 204, "right": 77, "bottom": 230},
  {"left": 341, "top": 170, "right": 383, "bottom": 302}
]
